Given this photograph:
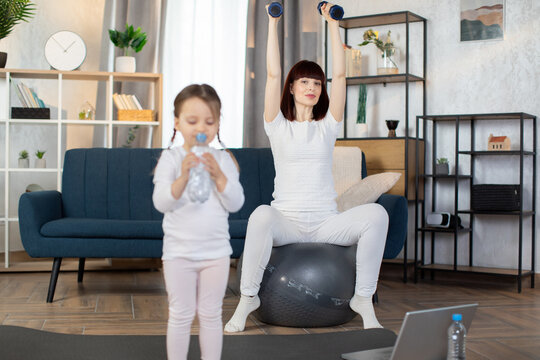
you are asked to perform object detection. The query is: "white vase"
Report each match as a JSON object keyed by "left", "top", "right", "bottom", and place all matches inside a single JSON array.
[
  {"left": 352, "top": 123, "right": 368, "bottom": 138},
  {"left": 115, "top": 56, "right": 136, "bottom": 73},
  {"left": 18, "top": 158, "right": 29, "bottom": 168},
  {"left": 35, "top": 159, "right": 46, "bottom": 168}
]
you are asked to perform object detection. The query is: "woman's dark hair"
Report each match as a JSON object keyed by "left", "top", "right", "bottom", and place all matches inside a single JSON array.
[
  {"left": 280, "top": 60, "right": 329, "bottom": 121},
  {"left": 170, "top": 84, "right": 223, "bottom": 146}
]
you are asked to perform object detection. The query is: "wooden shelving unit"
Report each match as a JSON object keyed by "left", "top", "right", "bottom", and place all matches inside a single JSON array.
[{"left": 0, "top": 69, "right": 163, "bottom": 268}]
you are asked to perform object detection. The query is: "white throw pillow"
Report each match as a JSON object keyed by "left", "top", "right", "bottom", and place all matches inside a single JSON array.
[
  {"left": 336, "top": 172, "right": 401, "bottom": 212},
  {"left": 332, "top": 146, "right": 363, "bottom": 196}
]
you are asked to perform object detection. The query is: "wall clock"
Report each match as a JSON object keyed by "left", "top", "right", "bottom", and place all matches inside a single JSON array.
[{"left": 44, "top": 31, "right": 87, "bottom": 71}]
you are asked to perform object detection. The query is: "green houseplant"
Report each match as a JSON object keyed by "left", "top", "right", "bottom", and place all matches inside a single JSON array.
[
  {"left": 109, "top": 23, "right": 147, "bottom": 73},
  {"left": 18, "top": 149, "right": 29, "bottom": 168},
  {"left": 435, "top": 157, "right": 449, "bottom": 175},
  {"left": 0, "top": 0, "right": 36, "bottom": 68},
  {"left": 35, "top": 149, "right": 46, "bottom": 168}
]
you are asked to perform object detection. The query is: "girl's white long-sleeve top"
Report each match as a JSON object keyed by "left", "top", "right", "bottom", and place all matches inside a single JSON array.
[{"left": 152, "top": 147, "right": 245, "bottom": 261}]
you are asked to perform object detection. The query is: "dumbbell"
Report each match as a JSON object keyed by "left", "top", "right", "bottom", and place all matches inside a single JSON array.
[
  {"left": 317, "top": 1, "right": 344, "bottom": 20},
  {"left": 268, "top": 2, "right": 283, "bottom": 18}
]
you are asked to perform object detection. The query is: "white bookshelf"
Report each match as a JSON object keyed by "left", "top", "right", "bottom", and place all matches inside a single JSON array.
[{"left": 0, "top": 69, "right": 163, "bottom": 267}]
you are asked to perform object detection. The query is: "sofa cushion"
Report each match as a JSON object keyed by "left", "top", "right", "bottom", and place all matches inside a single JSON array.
[
  {"left": 62, "top": 148, "right": 164, "bottom": 221},
  {"left": 41, "top": 218, "right": 163, "bottom": 239},
  {"left": 229, "top": 219, "right": 248, "bottom": 238}
]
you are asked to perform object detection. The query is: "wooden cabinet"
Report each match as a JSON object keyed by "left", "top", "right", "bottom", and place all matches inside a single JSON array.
[{"left": 337, "top": 138, "right": 424, "bottom": 200}]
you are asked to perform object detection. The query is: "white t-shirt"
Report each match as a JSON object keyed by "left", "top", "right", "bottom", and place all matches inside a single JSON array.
[
  {"left": 264, "top": 111, "right": 342, "bottom": 212},
  {"left": 152, "top": 147, "right": 244, "bottom": 261}
]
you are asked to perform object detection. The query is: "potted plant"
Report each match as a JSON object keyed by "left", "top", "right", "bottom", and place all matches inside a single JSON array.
[
  {"left": 0, "top": 0, "right": 36, "bottom": 68},
  {"left": 109, "top": 23, "right": 147, "bottom": 73},
  {"left": 35, "top": 149, "right": 46, "bottom": 168},
  {"left": 436, "top": 157, "right": 449, "bottom": 175},
  {"left": 18, "top": 149, "right": 29, "bottom": 168}
]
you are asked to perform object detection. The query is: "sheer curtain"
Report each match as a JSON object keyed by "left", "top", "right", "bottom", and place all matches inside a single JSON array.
[{"left": 161, "top": 0, "right": 249, "bottom": 148}]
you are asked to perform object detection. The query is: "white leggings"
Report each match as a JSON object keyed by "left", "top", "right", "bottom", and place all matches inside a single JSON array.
[
  {"left": 163, "top": 256, "right": 229, "bottom": 360},
  {"left": 240, "top": 204, "right": 389, "bottom": 298}
]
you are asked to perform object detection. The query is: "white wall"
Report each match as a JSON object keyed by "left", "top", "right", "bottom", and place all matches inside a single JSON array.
[
  {"left": 339, "top": 0, "right": 540, "bottom": 271},
  {"left": 0, "top": 0, "right": 105, "bottom": 251}
]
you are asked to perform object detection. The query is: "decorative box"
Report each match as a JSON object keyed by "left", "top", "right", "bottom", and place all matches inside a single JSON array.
[
  {"left": 117, "top": 109, "right": 155, "bottom": 122},
  {"left": 11, "top": 107, "right": 51, "bottom": 119},
  {"left": 471, "top": 184, "right": 521, "bottom": 211}
]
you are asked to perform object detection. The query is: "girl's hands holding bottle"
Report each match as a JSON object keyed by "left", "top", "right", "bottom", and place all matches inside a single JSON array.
[
  {"left": 171, "top": 152, "right": 200, "bottom": 199},
  {"left": 201, "top": 153, "right": 227, "bottom": 193}
]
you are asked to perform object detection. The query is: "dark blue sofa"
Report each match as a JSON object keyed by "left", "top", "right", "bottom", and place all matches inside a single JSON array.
[{"left": 19, "top": 147, "right": 407, "bottom": 302}]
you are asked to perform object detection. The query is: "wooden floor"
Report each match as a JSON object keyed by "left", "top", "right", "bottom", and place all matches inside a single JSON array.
[{"left": 0, "top": 262, "right": 538, "bottom": 360}]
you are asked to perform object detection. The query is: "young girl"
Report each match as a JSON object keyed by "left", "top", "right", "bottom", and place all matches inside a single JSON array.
[
  {"left": 225, "top": 3, "right": 388, "bottom": 333},
  {"left": 153, "top": 84, "right": 244, "bottom": 360}
]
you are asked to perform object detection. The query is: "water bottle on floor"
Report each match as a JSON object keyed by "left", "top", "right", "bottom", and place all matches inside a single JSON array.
[
  {"left": 447, "top": 313, "right": 466, "bottom": 360},
  {"left": 187, "top": 133, "right": 212, "bottom": 203}
]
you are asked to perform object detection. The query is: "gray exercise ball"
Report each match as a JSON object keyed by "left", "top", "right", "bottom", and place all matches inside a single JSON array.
[{"left": 238, "top": 242, "right": 357, "bottom": 327}]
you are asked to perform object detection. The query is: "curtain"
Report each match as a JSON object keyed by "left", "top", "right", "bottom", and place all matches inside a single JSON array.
[
  {"left": 243, "top": 0, "right": 321, "bottom": 148},
  {"left": 96, "top": 0, "right": 166, "bottom": 148},
  {"left": 161, "top": 0, "right": 248, "bottom": 149}
]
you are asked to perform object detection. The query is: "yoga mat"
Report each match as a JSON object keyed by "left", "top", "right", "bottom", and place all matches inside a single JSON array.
[{"left": 0, "top": 325, "right": 396, "bottom": 360}]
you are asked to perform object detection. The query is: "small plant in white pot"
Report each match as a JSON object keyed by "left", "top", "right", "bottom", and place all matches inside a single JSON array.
[
  {"left": 109, "top": 23, "right": 147, "bottom": 73},
  {"left": 18, "top": 149, "right": 29, "bottom": 168},
  {"left": 435, "top": 157, "right": 449, "bottom": 175},
  {"left": 35, "top": 150, "right": 46, "bottom": 168}
]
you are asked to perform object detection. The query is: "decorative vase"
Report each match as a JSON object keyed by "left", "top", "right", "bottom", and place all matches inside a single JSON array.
[
  {"left": 78, "top": 101, "right": 96, "bottom": 120},
  {"left": 345, "top": 48, "right": 362, "bottom": 77},
  {"left": 385, "top": 119, "right": 399, "bottom": 138},
  {"left": 353, "top": 123, "right": 368, "bottom": 137},
  {"left": 377, "top": 47, "right": 399, "bottom": 75},
  {"left": 0, "top": 52, "right": 7, "bottom": 68},
  {"left": 115, "top": 56, "right": 136, "bottom": 73},
  {"left": 18, "top": 158, "right": 29, "bottom": 168},
  {"left": 435, "top": 163, "right": 449, "bottom": 175},
  {"left": 35, "top": 159, "right": 46, "bottom": 168}
]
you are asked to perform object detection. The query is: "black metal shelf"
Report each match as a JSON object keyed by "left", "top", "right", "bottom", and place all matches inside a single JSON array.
[
  {"left": 328, "top": 74, "right": 424, "bottom": 85},
  {"left": 418, "top": 227, "right": 472, "bottom": 233},
  {"left": 422, "top": 174, "right": 472, "bottom": 179},
  {"left": 338, "top": 11, "right": 426, "bottom": 29},
  {"left": 418, "top": 113, "right": 536, "bottom": 121},
  {"left": 326, "top": 10, "right": 428, "bottom": 284},
  {"left": 459, "top": 150, "right": 535, "bottom": 156},
  {"left": 414, "top": 112, "right": 537, "bottom": 292},
  {"left": 458, "top": 210, "right": 535, "bottom": 216}
]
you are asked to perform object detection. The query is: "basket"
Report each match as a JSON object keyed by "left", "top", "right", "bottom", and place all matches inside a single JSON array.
[
  {"left": 471, "top": 184, "right": 521, "bottom": 211},
  {"left": 11, "top": 107, "right": 50, "bottom": 119},
  {"left": 117, "top": 109, "right": 155, "bottom": 122}
]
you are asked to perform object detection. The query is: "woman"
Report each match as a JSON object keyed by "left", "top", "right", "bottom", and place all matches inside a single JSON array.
[{"left": 225, "top": 3, "right": 388, "bottom": 333}]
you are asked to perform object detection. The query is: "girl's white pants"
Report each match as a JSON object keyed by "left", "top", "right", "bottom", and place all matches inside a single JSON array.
[
  {"left": 239, "top": 203, "right": 389, "bottom": 298},
  {"left": 163, "top": 256, "right": 229, "bottom": 360}
]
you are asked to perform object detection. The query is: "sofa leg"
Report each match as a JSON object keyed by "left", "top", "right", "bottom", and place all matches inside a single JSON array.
[
  {"left": 47, "top": 258, "right": 62, "bottom": 303},
  {"left": 78, "top": 258, "right": 86, "bottom": 283},
  {"left": 372, "top": 291, "right": 379, "bottom": 304}
]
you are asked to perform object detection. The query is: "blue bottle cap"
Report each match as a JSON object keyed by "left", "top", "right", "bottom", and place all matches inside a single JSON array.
[
  {"left": 452, "top": 313, "right": 462, "bottom": 321},
  {"left": 268, "top": 2, "right": 283, "bottom": 18},
  {"left": 196, "top": 133, "right": 207, "bottom": 143}
]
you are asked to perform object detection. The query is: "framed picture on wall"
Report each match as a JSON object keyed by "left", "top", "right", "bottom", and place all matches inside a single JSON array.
[{"left": 460, "top": 0, "right": 505, "bottom": 41}]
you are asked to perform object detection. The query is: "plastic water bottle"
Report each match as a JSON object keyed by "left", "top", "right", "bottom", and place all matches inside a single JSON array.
[
  {"left": 447, "top": 313, "right": 467, "bottom": 360},
  {"left": 268, "top": 2, "right": 283, "bottom": 18},
  {"left": 317, "top": 1, "right": 345, "bottom": 20},
  {"left": 187, "top": 133, "right": 212, "bottom": 203}
]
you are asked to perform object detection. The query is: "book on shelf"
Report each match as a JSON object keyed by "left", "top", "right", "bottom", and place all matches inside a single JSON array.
[
  {"left": 12, "top": 81, "right": 46, "bottom": 109},
  {"left": 113, "top": 93, "right": 144, "bottom": 111}
]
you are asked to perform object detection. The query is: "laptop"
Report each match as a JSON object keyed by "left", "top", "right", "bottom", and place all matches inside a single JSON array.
[{"left": 341, "top": 303, "right": 478, "bottom": 360}]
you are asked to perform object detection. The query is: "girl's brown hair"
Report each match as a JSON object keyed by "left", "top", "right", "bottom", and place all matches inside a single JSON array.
[
  {"left": 170, "top": 84, "right": 223, "bottom": 145},
  {"left": 280, "top": 60, "right": 329, "bottom": 121}
]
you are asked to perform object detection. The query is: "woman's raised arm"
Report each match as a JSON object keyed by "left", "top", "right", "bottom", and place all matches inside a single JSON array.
[
  {"left": 264, "top": 5, "right": 282, "bottom": 123},
  {"left": 321, "top": 3, "right": 345, "bottom": 122}
]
